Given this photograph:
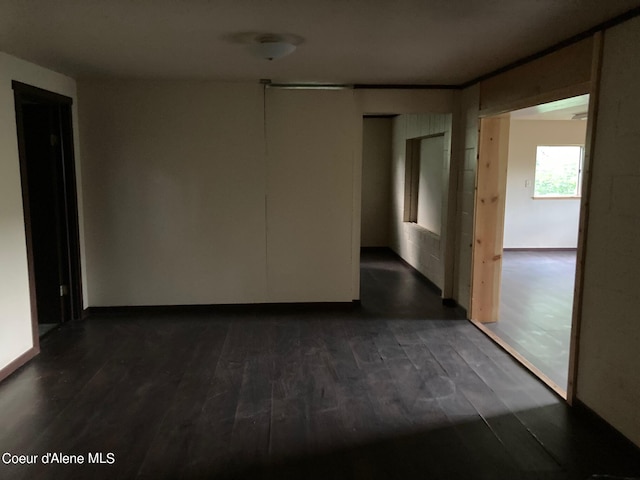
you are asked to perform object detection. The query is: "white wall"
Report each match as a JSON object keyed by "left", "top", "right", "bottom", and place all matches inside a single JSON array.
[
  {"left": 577, "top": 16, "right": 640, "bottom": 447},
  {"left": 390, "top": 113, "right": 453, "bottom": 290},
  {"left": 78, "top": 82, "right": 360, "bottom": 305},
  {"left": 503, "top": 120, "right": 586, "bottom": 248},
  {"left": 78, "top": 81, "right": 268, "bottom": 306},
  {"left": 355, "top": 89, "right": 455, "bottom": 115},
  {"left": 0, "top": 52, "right": 81, "bottom": 376},
  {"left": 361, "top": 118, "right": 391, "bottom": 247},
  {"left": 265, "top": 89, "right": 357, "bottom": 302}
]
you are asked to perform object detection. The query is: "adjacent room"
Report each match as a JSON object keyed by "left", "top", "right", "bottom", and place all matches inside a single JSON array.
[{"left": 487, "top": 95, "right": 589, "bottom": 394}]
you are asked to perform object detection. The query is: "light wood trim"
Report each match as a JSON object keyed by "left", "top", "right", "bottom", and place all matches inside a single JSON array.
[
  {"left": 479, "top": 82, "right": 591, "bottom": 118},
  {"left": 470, "top": 116, "right": 510, "bottom": 322},
  {"left": 0, "top": 347, "right": 39, "bottom": 383},
  {"left": 470, "top": 320, "right": 567, "bottom": 399},
  {"left": 531, "top": 196, "right": 582, "bottom": 200},
  {"left": 566, "top": 31, "right": 604, "bottom": 406},
  {"left": 479, "top": 37, "right": 593, "bottom": 114}
]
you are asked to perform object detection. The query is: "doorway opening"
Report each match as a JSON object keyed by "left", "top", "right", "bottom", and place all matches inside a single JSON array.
[
  {"left": 13, "top": 82, "right": 82, "bottom": 340},
  {"left": 470, "top": 94, "right": 590, "bottom": 399},
  {"left": 359, "top": 112, "right": 457, "bottom": 306},
  {"left": 360, "top": 116, "right": 393, "bottom": 253}
]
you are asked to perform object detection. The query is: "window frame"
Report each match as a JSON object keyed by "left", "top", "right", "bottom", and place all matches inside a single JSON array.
[
  {"left": 403, "top": 133, "right": 446, "bottom": 234},
  {"left": 532, "top": 144, "right": 584, "bottom": 200}
]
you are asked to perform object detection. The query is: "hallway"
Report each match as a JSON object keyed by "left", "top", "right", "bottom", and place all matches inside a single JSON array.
[{"left": 0, "top": 250, "right": 638, "bottom": 480}]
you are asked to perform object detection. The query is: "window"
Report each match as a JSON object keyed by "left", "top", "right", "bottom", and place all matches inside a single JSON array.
[
  {"left": 404, "top": 134, "right": 444, "bottom": 235},
  {"left": 534, "top": 145, "right": 583, "bottom": 198}
]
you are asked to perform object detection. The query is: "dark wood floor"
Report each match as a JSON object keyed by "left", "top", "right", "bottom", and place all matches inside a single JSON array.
[
  {"left": 1, "top": 249, "right": 639, "bottom": 480},
  {"left": 489, "top": 250, "right": 576, "bottom": 390}
]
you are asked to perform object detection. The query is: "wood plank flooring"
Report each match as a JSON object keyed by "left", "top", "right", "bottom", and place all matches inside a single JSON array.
[
  {"left": 489, "top": 250, "right": 576, "bottom": 390},
  {"left": 0, "top": 249, "right": 639, "bottom": 480}
]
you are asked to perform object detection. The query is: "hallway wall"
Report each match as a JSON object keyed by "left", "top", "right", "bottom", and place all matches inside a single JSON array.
[
  {"left": 361, "top": 117, "right": 392, "bottom": 247},
  {"left": 454, "top": 84, "right": 480, "bottom": 310},
  {"left": 390, "top": 113, "right": 453, "bottom": 290}
]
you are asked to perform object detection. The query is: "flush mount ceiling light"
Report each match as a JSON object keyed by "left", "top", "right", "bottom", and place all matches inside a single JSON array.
[{"left": 248, "top": 35, "right": 297, "bottom": 61}]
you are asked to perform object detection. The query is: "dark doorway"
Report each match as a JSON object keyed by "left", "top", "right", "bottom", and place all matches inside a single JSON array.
[{"left": 13, "top": 82, "right": 82, "bottom": 337}]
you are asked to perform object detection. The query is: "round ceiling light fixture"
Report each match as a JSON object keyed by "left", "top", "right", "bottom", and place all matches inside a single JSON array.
[{"left": 248, "top": 34, "right": 297, "bottom": 61}]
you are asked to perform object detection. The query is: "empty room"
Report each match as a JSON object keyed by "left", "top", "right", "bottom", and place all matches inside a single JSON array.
[{"left": 1, "top": 2, "right": 640, "bottom": 479}]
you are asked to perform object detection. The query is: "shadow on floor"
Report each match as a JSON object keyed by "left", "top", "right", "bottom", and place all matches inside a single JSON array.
[{"left": 1, "top": 249, "right": 639, "bottom": 480}]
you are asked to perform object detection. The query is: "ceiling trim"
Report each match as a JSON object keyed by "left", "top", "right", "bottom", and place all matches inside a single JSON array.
[
  {"left": 266, "top": 83, "right": 351, "bottom": 89},
  {"left": 353, "top": 84, "right": 459, "bottom": 90}
]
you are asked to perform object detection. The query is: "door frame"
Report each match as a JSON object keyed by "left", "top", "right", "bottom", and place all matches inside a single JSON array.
[
  {"left": 469, "top": 115, "right": 510, "bottom": 323},
  {"left": 469, "top": 34, "right": 603, "bottom": 402},
  {"left": 13, "top": 81, "right": 83, "bottom": 346}
]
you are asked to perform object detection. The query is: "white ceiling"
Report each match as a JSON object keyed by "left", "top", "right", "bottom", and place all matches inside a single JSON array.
[{"left": 1, "top": 1, "right": 639, "bottom": 84}]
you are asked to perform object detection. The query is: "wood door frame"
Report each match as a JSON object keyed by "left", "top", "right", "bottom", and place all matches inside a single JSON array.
[
  {"left": 13, "top": 81, "right": 83, "bottom": 348},
  {"left": 566, "top": 32, "right": 603, "bottom": 404},
  {"left": 470, "top": 115, "right": 510, "bottom": 323},
  {"left": 469, "top": 35, "right": 602, "bottom": 401}
]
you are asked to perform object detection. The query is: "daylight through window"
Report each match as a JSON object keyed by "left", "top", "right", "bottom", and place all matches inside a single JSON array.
[{"left": 534, "top": 145, "right": 583, "bottom": 198}]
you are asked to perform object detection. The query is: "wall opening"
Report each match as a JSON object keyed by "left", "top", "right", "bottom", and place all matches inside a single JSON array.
[
  {"left": 361, "top": 116, "right": 392, "bottom": 248},
  {"left": 404, "top": 134, "right": 445, "bottom": 236},
  {"left": 471, "top": 94, "right": 590, "bottom": 398},
  {"left": 13, "top": 81, "right": 83, "bottom": 341}
]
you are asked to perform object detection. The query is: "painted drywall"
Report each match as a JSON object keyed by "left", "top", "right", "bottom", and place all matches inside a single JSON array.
[
  {"left": 577, "top": 16, "right": 640, "bottom": 447},
  {"left": 78, "top": 82, "right": 363, "bottom": 305},
  {"left": 503, "top": 120, "right": 586, "bottom": 249},
  {"left": 265, "top": 89, "right": 357, "bottom": 302},
  {"left": 78, "top": 81, "right": 268, "bottom": 306},
  {"left": 390, "top": 113, "right": 452, "bottom": 290},
  {"left": 355, "top": 89, "right": 455, "bottom": 115},
  {"left": 361, "top": 118, "right": 391, "bottom": 247},
  {"left": 0, "top": 52, "right": 81, "bottom": 375}
]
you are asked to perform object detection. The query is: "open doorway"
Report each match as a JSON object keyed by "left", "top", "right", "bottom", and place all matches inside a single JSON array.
[
  {"left": 359, "top": 115, "right": 395, "bottom": 305},
  {"left": 13, "top": 81, "right": 82, "bottom": 339},
  {"left": 361, "top": 116, "right": 393, "bottom": 251},
  {"left": 470, "top": 94, "right": 590, "bottom": 398},
  {"left": 359, "top": 111, "right": 457, "bottom": 313}
]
